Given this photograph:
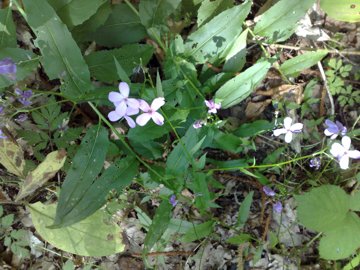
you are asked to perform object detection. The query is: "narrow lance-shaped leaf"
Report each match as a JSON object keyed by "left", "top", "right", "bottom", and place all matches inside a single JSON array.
[
  {"left": 16, "top": 150, "right": 67, "bottom": 201},
  {"left": 0, "top": 7, "right": 17, "bottom": 48},
  {"left": 21, "top": 0, "right": 93, "bottom": 100},
  {"left": 52, "top": 125, "right": 109, "bottom": 228},
  {"left": 0, "top": 138, "right": 25, "bottom": 178}
]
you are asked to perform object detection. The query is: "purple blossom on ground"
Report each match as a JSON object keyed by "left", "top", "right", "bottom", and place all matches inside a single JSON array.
[
  {"left": 136, "top": 97, "right": 165, "bottom": 126},
  {"left": 263, "top": 186, "right": 276, "bottom": 197},
  {"left": 309, "top": 157, "right": 321, "bottom": 170},
  {"left": 193, "top": 120, "right": 204, "bottom": 129},
  {"left": 0, "top": 129, "right": 6, "bottom": 139},
  {"left": 330, "top": 136, "right": 360, "bottom": 170},
  {"left": 273, "top": 117, "right": 303, "bottom": 143},
  {"left": 0, "top": 58, "right": 16, "bottom": 79},
  {"left": 324, "top": 119, "right": 347, "bottom": 139},
  {"left": 108, "top": 82, "right": 139, "bottom": 119},
  {"left": 169, "top": 195, "right": 178, "bottom": 207},
  {"left": 205, "top": 99, "right": 221, "bottom": 114},
  {"left": 273, "top": 201, "right": 283, "bottom": 213}
]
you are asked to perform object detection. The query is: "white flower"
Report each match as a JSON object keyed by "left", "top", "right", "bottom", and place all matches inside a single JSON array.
[
  {"left": 330, "top": 136, "right": 360, "bottom": 170},
  {"left": 273, "top": 117, "right": 303, "bottom": 143}
]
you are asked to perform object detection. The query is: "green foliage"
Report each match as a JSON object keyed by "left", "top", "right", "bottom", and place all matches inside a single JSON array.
[{"left": 320, "top": 0, "right": 360, "bottom": 22}]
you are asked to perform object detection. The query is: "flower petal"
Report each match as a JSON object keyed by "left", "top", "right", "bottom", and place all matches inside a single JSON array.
[
  {"left": 330, "top": 143, "right": 345, "bottom": 158},
  {"left": 348, "top": 150, "right": 360, "bottom": 159},
  {"left": 115, "top": 102, "right": 127, "bottom": 118},
  {"left": 284, "top": 131, "right": 293, "bottom": 143},
  {"left": 124, "top": 115, "right": 136, "bottom": 128},
  {"left": 108, "top": 111, "right": 121, "bottom": 122},
  {"left": 108, "top": 91, "right": 123, "bottom": 103},
  {"left": 151, "top": 112, "right": 164, "bottom": 126},
  {"left": 138, "top": 99, "right": 151, "bottom": 112},
  {"left": 151, "top": 97, "right": 165, "bottom": 111},
  {"left": 273, "top": 128, "right": 287, "bottom": 137},
  {"left": 118, "top": 82, "right": 129, "bottom": 97},
  {"left": 290, "top": 123, "right": 303, "bottom": 133},
  {"left": 283, "top": 117, "right": 293, "bottom": 129},
  {"left": 339, "top": 155, "right": 350, "bottom": 169},
  {"left": 136, "top": 113, "right": 151, "bottom": 126},
  {"left": 342, "top": 136, "right": 351, "bottom": 150}
]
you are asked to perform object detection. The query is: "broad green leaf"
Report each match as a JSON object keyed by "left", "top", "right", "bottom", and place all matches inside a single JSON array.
[
  {"left": 197, "top": 0, "right": 233, "bottom": 27},
  {"left": 143, "top": 200, "right": 172, "bottom": 253},
  {"left": 16, "top": 150, "right": 67, "bottom": 201},
  {"left": 52, "top": 125, "right": 109, "bottom": 228},
  {"left": 0, "top": 138, "right": 25, "bottom": 178},
  {"left": 237, "top": 191, "right": 253, "bottom": 228},
  {"left": 254, "top": 0, "right": 315, "bottom": 42},
  {"left": 319, "top": 212, "right": 360, "bottom": 260},
  {"left": 295, "top": 185, "right": 350, "bottom": 232},
  {"left": 0, "top": 7, "right": 17, "bottom": 48},
  {"left": 139, "top": 0, "right": 181, "bottom": 28},
  {"left": 349, "top": 191, "right": 360, "bottom": 211},
  {"left": 215, "top": 59, "right": 271, "bottom": 108},
  {"left": 48, "top": 0, "right": 107, "bottom": 29},
  {"left": 91, "top": 3, "right": 146, "bottom": 47},
  {"left": 222, "top": 29, "right": 248, "bottom": 72},
  {"left": 29, "top": 202, "right": 125, "bottom": 256},
  {"left": 184, "top": 0, "right": 251, "bottom": 64},
  {"left": 85, "top": 44, "right": 154, "bottom": 83},
  {"left": 320, "top": 0, "right": 360, "bottom": 22},
  {"left": 181, "top": 221, "right": 215, "bottom": 242},
  {"left": 22, "top": 0, "right": 92, "bottom": 100},
  {"left": 280, "top": 50, "right": 328, "bottom": 77},
  {"left": 0, "top": 48, "right": 39, "bottom": 90}
]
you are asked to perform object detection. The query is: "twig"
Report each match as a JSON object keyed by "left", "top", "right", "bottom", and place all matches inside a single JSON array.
[{"left": 317, "top": 61, "right": 335, "bottom": 115}]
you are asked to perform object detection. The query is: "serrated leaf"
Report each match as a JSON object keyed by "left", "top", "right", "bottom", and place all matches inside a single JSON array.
[
  {"left": 320, "top": 0, "right": 360, "bottom": 22},
  {"left": 319, "top": 212, "right": 360, "bottom": 260},
  {"left": 295, "top": 185, "right": 350, "bottom": 232},
  {"left": 184, "top": 0, "right": 251, "bottom": 64},
  {"left": 215, "top": 59, "right": 271, "bottom": 108},
  {"left": 52, "top": 125, "right": 109, "bottom": 228},
  {"left": 90, "top": 3, "right": 146, "bottom": 47},
  {"left": 143, "top": 200, "right": 172, "bottom": 253},
  {"left": 0, "top": 138, "right": 25, "bottom": 178},
  {"left": 29, "top": 202, "right": 125, "bottom": 256},
  {"left": 0, "top": 7, "right": 17, "bottom": 48},
  {"left": 254, "top": 0, "right": 315, "bottom": 42},
  {"left": 85, "top": 44, "right": 154, "bottom": 83},
  {"left": 280, "top": 50, "right": 328, "bottom": 76},
  {"left": 139, "top": 0, "right": 181, "bottom": 28},
  {"left": 0, "top": 48, "right": 39, "bottom": 90},
  {"left": 21, "top": 0, "right": 92, "bottom": 100},
  {"left": 181, "top": 221, "right": 214, "bottom": 242},
  {"left": 48, "top": 0, "right": 107, "bottom": 29},
  {"left": 16, "top": 150, "right": 67, "bottom": 201},
  {"left": 197, "top": 0, "right": 233, "bottom": 27}
]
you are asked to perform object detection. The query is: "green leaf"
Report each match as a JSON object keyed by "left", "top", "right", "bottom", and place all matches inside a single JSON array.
[
  {"left": 29, "top": 202, "right": 125, "bottom": 256},
  {"left": 181, "top": 221, "right": 215, "bottom": 242},
  {"left": 222, "top": 29, "right": 248, "bottom": 73},
  {"left": 236, "top": 191, "right": 253, "bottom": 228},
  {"left": 295, "top": 185, "right": 350, "bottom": 232},
  {"left": 22, "top": 0, "right": 92, "bottom": 100},
  {"left": 280, "top": 50, "right": 328, "bottom": 77},
  {"left": 16, "top": 150, "right": 67, "bottom": 201},
  {"left": 254, "top": 0, "right": 315, "bottom": 42},
  {"left": 48, "top": 0, "right": 106, "bottom": 29},
  {"left": 139, "top": 0, "right": 181, "bottom": 28},
  {"left": 0, "top": 7, "right": 17, "bottom": 48},
  {"left": 143, "top": 200, "right": 172, "bottom": 253},
  {"left": 319, "top": 212, "right": 360, "bottom": 260},
  {"left": 197, "top": 0, "right": 233, "bottom": 27},
  {"left": 320, "top": 0, "right": 360, "bottom": 22},
  {"left": 0, "top": 138, "right": 26, "bottom": 178},
  {"left": 184, "top": 0, "right": 251, "bottom": 64},
  {"left": 91, "top": 3, "right": 146, "bottom": 47},
  {"left": 52, "top": 125, "right": 109, "bottom": 228},
  {"left": 85, "top": 44, "right": 154, "bottom": 83},
  {"left": 215, "top": 59, "right": 271, "bottom": 108},
  {"left": 226, "top": 233, "right": 252, "bottom": 245},
  {"left": 0, "top": 48, "right": 39, "bottom": 90}
]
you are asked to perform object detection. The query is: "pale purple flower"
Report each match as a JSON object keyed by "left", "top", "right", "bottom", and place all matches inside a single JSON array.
[
  {"left": 205, "top": 99, "right": 221, "bottom": 114},
  {"left": 273, "top": 201, "right": 283, "bottom": 213},
  {"left": 136, "top": 97, "right": 165, "bottom": 126},
  {"left": 169, "top": 195, "right": 178, "bottom": 207},
  {"left": 193, "top": 120, "right": 204, "bottom": 129},
  {"left": 330, "top": 136, "right": 360, "bottom": 170},
  {"left": 0, "top": 58, "right": 16, "bottom": 79},
  {"left": 108, "top": 82, "right": 139, "bottom": 119},
  {"left": 263, "top": 186, "right": 276, "bottom": 197},
  {"left": 273, "top": 117, "right": 303, "bottom": 143},
  {"left": 324, "top": 119, "right": 347, "bottom": 139},
  {"left": 309, "top": 157, "right": 321, "bottom": 170},
  {"left": 0, "top": 129, "right": 6, "bottom": 139}
]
